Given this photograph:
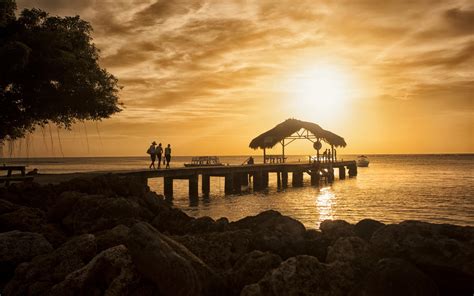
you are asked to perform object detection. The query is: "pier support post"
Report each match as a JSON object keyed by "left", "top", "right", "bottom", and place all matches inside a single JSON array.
[
  {"left": 292, "top": 171, "right": 304, "bottom": 187},
  {"left": 202, "top": 174, "right": 210, "bottom": 196},
  {"left": 225, "top": 174, "right": 234, "bottom": 195},
  {"left": 282, "top": 171, "right": 288, "bottom": 188},
  {"left": 241, "top": 173, "right": 249, "bottom": 186},
  {"left": 339, "top": 167, "right": 346, "bottom": 180},
  {"left": 348, "top": 165, "right": 358, "bottom": 177},
  {"left": 164, "top": 177, "right": 173, "bottom": 199},
  {"left": 262, "top": 172, "right": 269, "bottom": 188},
  {"left": 253, "top": 171, "right": 263, "bottom": 191},
  {"left": 277, "top": 172, "right": 281, "bottom": 188},
  {"left": 328, "top": 167, "right": 335, "bottom": 183},
  {"left": 233, "top": 173, "right": 242, "bottom": 194},
  {"left": 189, "top": 174, "right": 198, "bottom": 198},
  {"left": 311, "top": 171, "right": 320, "bottom": 186}
]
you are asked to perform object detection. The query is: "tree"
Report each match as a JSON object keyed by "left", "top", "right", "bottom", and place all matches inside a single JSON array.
[{"left": 0, "top": 0, "right": 121, "bottom": 141}]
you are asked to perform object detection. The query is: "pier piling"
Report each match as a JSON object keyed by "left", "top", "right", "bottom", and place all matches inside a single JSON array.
[
  {"left": 202, "top": 174, "right": 210, "bottom": 196},
  {"left": 164, "top": 177, "right": 173, "bottom": 198},
  {"left": 292, "top": 171, "right": 304, "bottom": 187},
  {"left": 189, "top": 174, "right": 198, "bottom": 198}
]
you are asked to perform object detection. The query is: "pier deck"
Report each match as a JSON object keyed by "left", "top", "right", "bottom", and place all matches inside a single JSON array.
[{"left": 115, "top": 160, "right": 357, "bottom": 199}]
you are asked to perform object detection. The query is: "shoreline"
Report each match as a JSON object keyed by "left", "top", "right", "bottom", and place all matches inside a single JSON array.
[{"left": 0, "top": 175, "right": 473, "bottom": 295}]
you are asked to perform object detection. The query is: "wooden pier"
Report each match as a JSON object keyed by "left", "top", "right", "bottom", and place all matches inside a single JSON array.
[{"left": 117, "top": 161, "right": 357, "bottom": 199}]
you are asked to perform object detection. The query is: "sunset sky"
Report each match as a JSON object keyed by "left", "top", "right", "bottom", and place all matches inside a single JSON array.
[{"left": 9, "top": 0, "right": 474, "bottom": 156}]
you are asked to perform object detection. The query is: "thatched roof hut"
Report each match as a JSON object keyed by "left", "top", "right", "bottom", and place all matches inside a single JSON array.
[{"left": 249, "top": 118, "right": 347, "bottom": 149}]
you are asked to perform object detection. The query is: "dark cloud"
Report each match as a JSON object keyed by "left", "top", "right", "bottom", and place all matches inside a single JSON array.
[{"left": 444, "top": 7, "right": 474, "bottom": 34}]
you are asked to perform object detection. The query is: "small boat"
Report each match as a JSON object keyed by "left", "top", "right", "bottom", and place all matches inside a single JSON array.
[
  {"left": 184, "top": 156, "right": 224, "bottom": 167},
  {"left": 357, "top": 155, "right": 370, "bottom": 167}
]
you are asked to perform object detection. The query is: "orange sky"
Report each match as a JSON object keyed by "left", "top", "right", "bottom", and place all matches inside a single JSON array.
[{"left": 7, "top": 0, "right": 474, "bottom": 157}]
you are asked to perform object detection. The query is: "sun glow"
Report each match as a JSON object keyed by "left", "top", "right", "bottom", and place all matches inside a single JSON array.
[{"left": 284, "top": 63, "right": 355, "bottom": 121}]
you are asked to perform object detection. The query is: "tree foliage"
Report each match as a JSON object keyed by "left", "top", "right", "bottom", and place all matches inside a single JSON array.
[{"left": 0, "top": 0, "right": 121, "bottom": 141}]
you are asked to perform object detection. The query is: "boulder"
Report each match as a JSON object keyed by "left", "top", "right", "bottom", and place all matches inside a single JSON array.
[
  {"left": 50, "top": 245, "right": 155, "bottom": 296},
  {"left": 175, "top": 229, "right": 253, "bottom": 271},
  {"left": 354, "top": 219, "right": 385, "bottom": 241},
  {"left": 350, "top": 258, "right": 439, "bottom": 296},
  {"left": 230, "top": 210, "right": 307, "bottom": 259},
  {"left": 0, "top": 231, "right": 53, "bottom": 288},
  {"left": 4, "top": 234, "right": 97, "bottom": 295},
  {"left": 320, "top": 219, "right": 355, "bottom": 242},
  {"left": 95, "top": 224, "right": 130, "bottom": 252},
  {"left": 230, "top": 250, "right": 281, "bottom": 292},
  {"left": 371, "top": 221, "right": 474, "bottom": 295},
  {"left": 0, "top": 198, "right": 20, "bottom": 214},
  {"left": 301, "top": 229, "right": 329, "bottom": 262},
  {"left": 47, "top": 191, "right": 83, "bottom": 222},
  {"left": 151, "top": 207, "right": 194, "bottom": 235},
  {"left": 241, "top": 255, "right": 355, "bottom": 296},
  {"left": 0, "top": 206, "right": 47, "bottom": 233},
  {"left": 62, "top": 196, "right": 153, "bottom": 234},
  {"left": 141, "top": 191, "right": 167, "bottom": 215},
  {"left": 127, "top": 222, "right": 225, "bottom": 296},
  {"left": 327, "top": 236, "right": 372, "bottom": 263}
]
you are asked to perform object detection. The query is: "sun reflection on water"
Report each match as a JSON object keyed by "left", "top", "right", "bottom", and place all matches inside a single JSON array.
[{"left": 316, "top": 186, "right": 336, "bottom": 226}]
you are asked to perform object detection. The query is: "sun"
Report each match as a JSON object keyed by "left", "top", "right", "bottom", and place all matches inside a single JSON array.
[{"left": 284, "top": 63, "right": 354, "bottom": 121}]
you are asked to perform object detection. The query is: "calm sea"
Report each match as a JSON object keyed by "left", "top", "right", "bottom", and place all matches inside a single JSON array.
[{"left": 2, "top": 154, "right": 473, "bottom": 229}]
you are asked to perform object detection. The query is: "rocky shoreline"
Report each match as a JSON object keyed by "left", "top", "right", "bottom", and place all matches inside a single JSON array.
[{"left": 0, "top": 175, "right": 473, "bottom": 295}]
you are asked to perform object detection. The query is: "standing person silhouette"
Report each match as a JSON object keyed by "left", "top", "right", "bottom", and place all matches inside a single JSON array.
[
  {"left": 165, "top": 144, "right": 172, "bottom": 169},
  {"left": 147, "top": 141, "right": 157, "bottom": 169},
  {"left": 156, "top": 143, "right": 163, "bottom": 169}
]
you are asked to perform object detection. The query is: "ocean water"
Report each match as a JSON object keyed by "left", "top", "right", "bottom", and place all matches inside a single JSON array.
[{"left": 2, "top": 154, "right": 473, "bottom": 229}]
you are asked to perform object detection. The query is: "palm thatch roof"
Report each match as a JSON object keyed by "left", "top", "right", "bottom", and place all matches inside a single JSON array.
[{"left": 249, "top": 118, "right": 347, "bottom": 149}]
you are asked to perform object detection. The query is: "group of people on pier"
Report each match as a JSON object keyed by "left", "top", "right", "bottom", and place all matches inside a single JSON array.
[{"left": 147, "top": 142, "right": 171, "bottom": 169}]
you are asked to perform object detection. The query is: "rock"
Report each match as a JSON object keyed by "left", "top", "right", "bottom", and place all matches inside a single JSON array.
[
  {"left": 230, "top": 210, "right": 307, "bottom": 259},
  {"left": 302, "top": 229, "right": 329, "bottom": 262},
  {"left": 47, "top": 191, "right": 83, "bottom": 222},
  {"left": 350, "top": 258, "right": 439, "bottom": 296},
  {"left": 0, "top": 206, "right": 47, "bottom": 233},
  {"left": 141, "top": 191, "right": 167, "bottom": 215},
  {"left": 151, "top": 207, "right": 194, "bottom": 235},
  {"left": 371, "top": 221, "right": 474, "bottom": 295},
  {"left": 95, "top": 224, "right": 130, "bottom": 252},
  {"left": 50, "top": 245, "right": 154, "bottom": 296},
  {"left": 62, "top": 196, "right": 153, "bottom": 234},
  {"left": 175, "top": 229, "right": 253, "bottom": 271},
  {"left": 320, "top": 219, "right": 355, "bottom": 242},
  {"left": 241, "top": 255, "right": 355, "bottom": 296},
  {"left": 327, "top": 236, "right": 371, "bottom": 263},
  {"left": 230, "top": 250, "right": 281, "bottom": 292},
  {"left": 127, "top": 222, "right": 225, "bottom": 296},
  {"left": 354, "top": 219, "right": 385, "bottom": 241},
  {"left": 0, "top": 231, "right": 53, "bottom": 288},
  {"left": 4, "top": 234, "right": 97, "bottom": 295},
  {"left": 0, "top": 198, "right": 20, "bottom": 214}
]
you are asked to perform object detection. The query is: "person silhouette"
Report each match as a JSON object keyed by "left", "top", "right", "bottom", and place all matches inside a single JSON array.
[
  {"left": 164, "top": 144, "right": 172, "bottom": 169},
  {"left": 147, "top": 141, "right": 157, "bottom": 169},
  {"left": 156, "top": 143, "right": 163, "bottom": 169}
]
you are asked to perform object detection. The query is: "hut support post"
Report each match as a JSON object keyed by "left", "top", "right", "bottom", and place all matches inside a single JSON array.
[
  {"left": 282, "top": 139, "right": 285, "bottom": 163},
  {"left": 202, "top": 174, "right": 210, "bottom": 196},
  {"left": 164, "top": 177, "right": 173, "bottom": 199},
  {"left": 331, "top": 145, "right": 334, "bottom": 163},
  {"left": 189, "top": 174, "right": 198, "bottom": 198},
  {"left": 317, "top": 138, "right": 320, "bottom": 163},
  {"left": 263, "top": 148, "right": 266, "bottom": 164}
]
